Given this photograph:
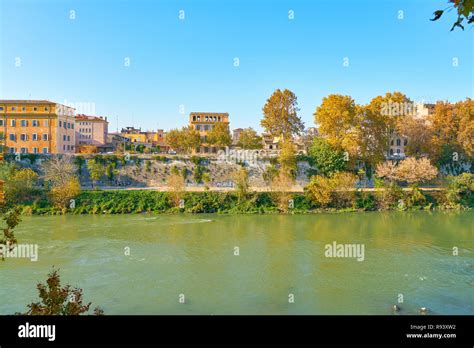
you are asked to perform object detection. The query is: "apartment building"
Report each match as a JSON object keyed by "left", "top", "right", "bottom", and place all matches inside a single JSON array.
[
  {"left": 0, "top": 100, "right": 76, "bottom": 154},
  {"left": 75, "top": 114, "right": 109, "bottom": 147},
  {"left": 189, "top": 112, "right": 230, "bottom": 153}
]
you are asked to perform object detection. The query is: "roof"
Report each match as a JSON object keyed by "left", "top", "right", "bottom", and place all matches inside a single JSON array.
[
  {"left": 189, "top": 112, "right": 229, "bottom": 116},
  {"left": 76, "top": 114, "right": 108, "bottom": 122},
  {"left": 0, "top": 100, "right": 56, "bottom": 104}
]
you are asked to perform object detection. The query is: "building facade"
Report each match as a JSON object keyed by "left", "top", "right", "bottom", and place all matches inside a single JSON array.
[
  {"left": 189, "top": 112, "right": 230, "bottom": 153},
  {"left": 0, "top": 100, "right": 76, "bottom": 154},
  {"left": 75, "top": 114, "right": 109, "bottom": 148}
]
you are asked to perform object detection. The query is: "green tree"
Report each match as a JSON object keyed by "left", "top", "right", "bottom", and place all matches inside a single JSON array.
[
  {"left": 261, "top": 89, "right": 304, "bottom": 139},
  {"left": 207, "top": 123, "right": 232, "bottom": 148},
  {"left": 87, "top": 160, "right": 105, "bottom": 188},
  {"left": 308, "top": 138, "right": 346, "bottom": 177},
  {"left": 278, "top": 141, "right": 298, "bottom": 178},
  {"left": 237, "top": 128, "right": 263, "bottom": 149}
]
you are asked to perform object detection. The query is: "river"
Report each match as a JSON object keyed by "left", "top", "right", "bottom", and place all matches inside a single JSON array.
[{"left": 1, "top": 211, "right": 472, "bottom": 315}]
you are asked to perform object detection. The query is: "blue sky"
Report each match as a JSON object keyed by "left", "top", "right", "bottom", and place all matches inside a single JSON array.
[{"left": 1, "top": 0, "right": 472, "bottom": 132}]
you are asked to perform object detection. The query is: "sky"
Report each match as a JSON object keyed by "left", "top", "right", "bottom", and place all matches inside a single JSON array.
[{"left": 0, "top": 0, "right": 472, "bottom": 133}]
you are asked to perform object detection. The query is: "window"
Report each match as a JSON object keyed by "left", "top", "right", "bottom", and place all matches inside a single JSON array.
[
  {"left": 196, "top": 125, "right": 201, "bottom": 130},
  {"left": 11, "top": 107, "right": 16, "bottom": 111},
  {"left": 63, "top": 135, "right": 67, "bottom": 141},
  {"left": 204, "top": 125, "right": 209, "bottom": 131},
  {"left": 33, "top": 107, "right": 37, "bottom": 111},
  {"left": 396, "top": 138, "right": 401, "bottom": 146},
  {"left": 20, "top": 147, "right": 27, "bottom": 154},
  {"left": 390, "top": 140, "right": 393, "bottom": 146},
  {"left": 10, "top": 120, "right": 16, "bottom": 127},
  {"left": 396, "top": 149, "right": 400, "bottom": 154},
  {"left": 404, "top": 139, "right": 408, "bottom": 146},
  {"left": 64, "top": 122, "right": 67, "bottom": 129},
  {"left": 0, "top": 120, "right": 3, "bottom": 126},
  {"left": 0, "top": 107, "right": 4, "bottom": 111},
  {"left": 45, "top": 107, "right": 49, "bottom": 111},
  {"left": 21, "top": 120, "right": 28, "bottom": 127},
  {"left": 389, "top": 149, "right": 393, "bottom": 155},
  {"left": 32, "top": 134, "right": 38, "bottom": 141},
  {"left": 42, "top": 148, "right": 48, "bottom": 154},
  {"left": 59, "top": 121, "right": 62, "bottom": 127},
  {"left": 9, "top": 147, "right": 16, "bottom": 154},
  {"left": 22, "top": 107, "right": 26, "bottom": 111},
  {"left": 72, "top": 123, "right": 74, "bottom": 129},
  {"left": 9, "top": 134, "right": 16, "bottom": 141},
  {"left": 43, "top": 134, "right": 48, "bottom": 141},
  {"left": 67, "top": 123, "right": 71, "bottom": 129},
  {"left": 63, "top": 145, "right": 66, "bottom": 150},
  {"left": 33, "top": 148, "right": 39, "bottom": 154},
  {"left": 67, "top": 135, "right": 70, "bottom": 141},
  {"left": 20, "top": 134, "right": 28, "bottom": 141},
  {"left": 32, "top": 120, "right": 39, "bottom": 126}
]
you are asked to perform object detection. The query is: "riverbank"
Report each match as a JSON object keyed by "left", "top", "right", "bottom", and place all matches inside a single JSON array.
[{"left": 18, "top": 189, "right": 472, "bottom": 215}]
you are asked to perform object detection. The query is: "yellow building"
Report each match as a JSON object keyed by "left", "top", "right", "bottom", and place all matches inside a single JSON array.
[
  {"left": 0, "top": 100, "right": 76, "bottom": 154},
  {"left": 189, "top": 112, "right": 230, "bottom": 153}
]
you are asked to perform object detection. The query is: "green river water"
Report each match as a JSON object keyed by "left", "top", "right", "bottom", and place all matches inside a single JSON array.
[{"left": 1, "top": 211, "right": 472, "bottom": 315}]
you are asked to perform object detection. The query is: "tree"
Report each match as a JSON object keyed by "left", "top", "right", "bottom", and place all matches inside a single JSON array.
[
  {"left": 207, "top": 122, "right": 232, "bottom": 148},
  {"left": 376, "top": 158, "right": 438, "bottom": 185},
  {"left": 375, "top": 161, "right": 398, "bottom": 182},
  {"left": 308, "top": 138, "right": 346, "bottom": 177},
  {"left": 270, "top": 171, "right": 294, "bottom": 212},
  {"left": 167, "top": 172, "right": 185, "bottom": 207},
  {"left": 431, "top": 0, "right": 474, "bottom": 31},
  {"left": 305, "top": 175, "right": 333, "bottom": 207},
  {"left": 233, "top": 167, "right": 249, "bottom": 202},
  {"left": 314, "top": 94, "right": 359, "bottom": 155},
  {"left": 4, "top": 168, "right": 38, "bottom": 203},
  {"left": 237, "top": 128, "right": 263, "bottom": 149},
  {"left": 166, "top": 128, "right": 184, "bottom": 153},
  {"left": 42, "top": 155, "right": 77, "bottom": 187},
  {"left": 395, "top": 158, "right": 438, "bottom": 185},
  {"left": 396, "top": 115, "right": 433, "bottom": 157},
  {"left": 278, "top": 141, "right": 298, "bottom": 178},
  {"left": 455, "top": 98, "right": 474, "bottom": 156},
  {"left": 50, "top": 177, "right": 81, "bottom": 209},
  {"left": 0, "top": 206, "right": 21, "bottom": 254},
  {"left": 21, "top": 268, "right": 103, "bottom": 315},
  {"left": 87, "top": 159, "right": 105, "bottom": 188},
  {"left": 366, "top": 92, "right": 412, "bottom": 158},
  {"left": 261, "top": 89, "right": 304, "bottom": 139}
]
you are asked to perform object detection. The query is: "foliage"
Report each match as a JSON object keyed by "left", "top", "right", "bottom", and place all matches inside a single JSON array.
[
  {"left": 270, "top": 171, "right": 294, "bottom": 212},
  {"left": 42, "top": 156, "right": 77, "bottom": 187},
  {"left": 308, "top": 138, "right": 346, "bottom": 177},
  {"left": 168, "top": 173, "right": 185, "bottom": 206},
  {"left": 261, "top": 89, "right": 304, "bottom": 139},
  {"left": 207, "top": 122, "right": 232, "bottom": 148},
  {"left": 0, "top": 206, "right": 21, "bottom": 252},
  {"left": 87, "top": 159, "right": 106, "bottom": 188},
  {"left": 50, "top": 177, "right": 81, "bottom": 210},
  {"left": 376, "top": 158, "right": 438, "bottom": 185},
  {"left": 444, "top": 173, "right": 473, "bottom": 206},
  {"left": 21, "top": 268, "right": 103, "bottom": 315},
  {"left": 4, "top": 168, "right": 38, "bottom": 203},
  {"left": 233, "top": 167, "right": 249, "bottom": 202},
  {"left": 166, "top": 126, "right": 201, "bottom": 153},
  {"left": 431, "top": 0, "right": 474, "bottom": 31},
  {"left": 237, "top": 128, "right": 263, "bottom": 149},
  {"left": 278, "top": 141, "right": 298, "bottom": 178}
]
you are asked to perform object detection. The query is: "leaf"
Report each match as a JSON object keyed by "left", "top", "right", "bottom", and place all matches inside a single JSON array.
[{"left": 430, "top": 10, "right": 444, "bottom": 21}]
